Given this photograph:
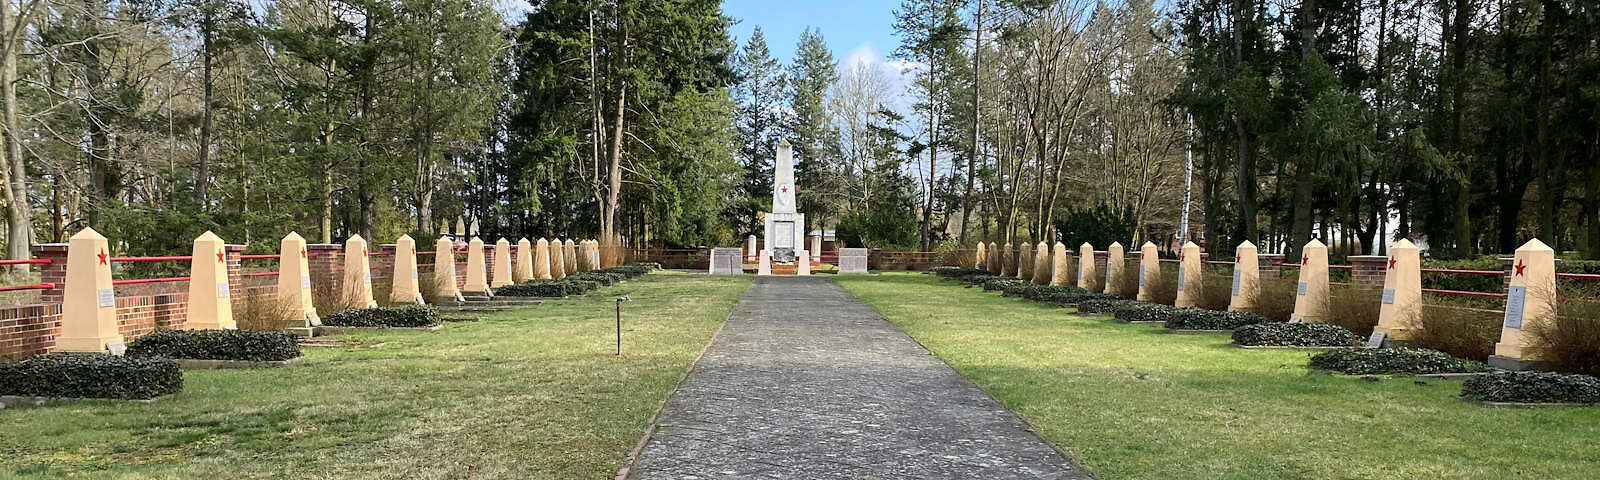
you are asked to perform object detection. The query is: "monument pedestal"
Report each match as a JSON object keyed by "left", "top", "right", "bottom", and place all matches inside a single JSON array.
[{"left": 757, "top": 251, "right": 772, "bottom": 276}]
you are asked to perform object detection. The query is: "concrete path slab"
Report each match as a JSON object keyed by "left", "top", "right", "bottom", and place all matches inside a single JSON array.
[{"left": 626, "top": 276, "right": 1089, "bottom": 479}]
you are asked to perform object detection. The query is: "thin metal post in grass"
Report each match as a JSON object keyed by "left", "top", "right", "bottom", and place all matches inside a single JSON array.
[{"left": 615, "top": 296, "right": 631, "bottom": 355}]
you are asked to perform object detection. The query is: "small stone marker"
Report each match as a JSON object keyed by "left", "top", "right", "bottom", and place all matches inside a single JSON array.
[
  {"left": 492, "top": 238, "right": 513, "bottom": 288},
  {"left": 278, "top": 232, "right": 320, "bottom": 327},
  {"left": 710, "top": 247, "right": 742, "bottom": 274},
  {"left": 515, "top": 238, "right": 534, "bottom": 283},
  {"left": 186, "top": 231, "right": 235, "bottom": 330},
  {"left": 1136, "top": 241, "right": 1159, "bottom": 301},
  {"left": 1106, "top": 242, "right": 1126, "bottom": 295},
  {"left": 1373, "top": 239, "right": 1421, "bottom": 341},
  {"left": 1031, "top": 241, "right": 1051, "bottom": 285},
  {"left": 565, "top": 239, "right": 580, "bottom": 274},
  {"left": 1050, "top": 242, "right": 1070, "bottom": 286},
  {"left": 434, "top": 236, "right": 463, "bottom": 302},
  {"left": 746, "top": 235, "right": 758, "bottom": 262},
  {"left": 390, "top": 235, "right": 425, "bottom": 305},
  {"left": 55, "top": 228, "right": 124, "bottom": 352},
  {"left": 1366, "top": 331, "right": 1387, "bottom": 348},
  {"left": 550, "top": 238, "right": 567, "bottom": 279},
  {"left": 758, "top": 250, "right": 773, "bottom": 275},
  {"left": 1490, "top": 239, "right": 1557, "bottom": 370},
  {"left": 1290, "top": 239, "right": 1329, "bottom": 323},
  {"left": 465, "top": 237, "right": 491, "bottom": 294},
  {"left": 797, "top": 249, "right": 812, "bottom": 276},
  {"left": 344, "top": 235, "right": 378, "bottom": 308},
  {"left": 534, "top": 238, "right": 552, "bottom": 279},
  {"left": 1017, "top": 242, "right": 1034, "bottom": 280},
  {"left": 1228, "top": 240, "right": 1259, "bottom": 311},
  {"left": 809, "top": 235, "right": 822, "bottom": 261},
  {"left": 1175, "top": 241, "right": 1203, "bottom": 308},
  {"left": 975, "top": 242, "right": 987, "bottom": 271},
  {"left": 838, "top": 248, "right": 869, "bottom": 274},
  {"left": 1078, "top": 243, "right": 1096, "bottom": 292}
]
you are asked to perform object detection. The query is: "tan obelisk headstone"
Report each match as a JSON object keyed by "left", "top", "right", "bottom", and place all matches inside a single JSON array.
[
  {"left": 56, "top": 228, "right": 122, "bottom": 352},
  {"left": 1078, "top": 243, "right": 1097, "bottom": 291},
  {"left": 1136, "top": 241, "right": 1159, "bottom": 301},
  {"left": 515, "top": 238, "right": 534, "bottom": 283},
  {"left": 390, "top": 235, "right": 424, "bottom": 305},
  {"left": 492, "top": 238, "right": 513, "bottom": 288},
  {"left": 591, "top": 239, "right": 601, "bottom": 269},
  {"left": 974, "top": 243, "right": 987, "bottom": 271},
  {"left": 797, "top": 248, "right": 811, "bottom": 276},
  {"left": 979, "top": 240, "right": 992, "bottom": 273},
  {"left": 1002, "top": 243, "right": 1016, "bottom": 277},
  {"left": 1017, "top": 242, "right": 1034, "bottom": 280},
  {"left": 344, "top": 235, "right": 377, "bottom": 308},
  {"left": 1051, "top": 242, "right": 1071, "bottom": 286},
  {"left": 1228, "top": 240, "right": 1260, "bottom": 311},
  {"left": 746, "top": 235, "right": 758, "bottom": 262},
  {"left": 434, "top": 236, "right": 463, "bottom": 302},
  {"left": 1175, "top": 241, "right": 1203, "bottom": 308},
  {"left": 550, "top": 238, "right": 568, "bottom": 279},
  {"left": 1106, "top": 242, "right": 1126, "bottom": 296},
  {"left": 454, "top": 218, "right": 466, "bottom": 236},
  {"left": 465, "top": 237, "right": 491, "bottom": 294},
  {"left": 534, "top": 238, "right": 552, "bottom": 279},
  {"left": 278, "top": 232, "right": 320, "bottom": 327},
  {"left": 565, "top": 239, "right": 580, "bottom": 274},
  {"left": 758, "top": 249, "right": 772, "bottom": 275},
  {"left": 1290, "top": 239, "right": 1329, "bottom": 323},
  {"left": 1372, "top": 239, "right": 1421, "bottom": 342},
  {"left": 185, "top": 231, "right": 235, "bottom": 330},
  {"left": 1491, "top": 239, "right": 1558, "bottom": 368},
  {"left": 1031, "top": 241, "right": 1051, "bottom": 285}
]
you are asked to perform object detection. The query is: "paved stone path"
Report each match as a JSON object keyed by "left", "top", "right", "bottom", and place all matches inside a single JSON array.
[{"left": 627, "top": 276, "right": 1089, "bottom": 479}]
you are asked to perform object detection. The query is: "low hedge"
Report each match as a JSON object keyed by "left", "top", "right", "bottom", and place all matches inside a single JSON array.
[
  {"left": 323, "top": 305, "right": 440, "bottom": 328},
  {"left": 496, "top": 280, "right": 574, "bottom": 297},
  {"left": 961, "top": 274, "right": 1000, "bottom": 286},
  {"left": 1163, "top": 309, "right": 1268, "bottom": 330},
  {"left": 983, "top": 278, "right": 1030, "bottom": 292},
  {"left": 932, "top": 267, "right": 991, "bottom": 280},
  {"left": 627, "top": 262, "right": 662, "bottom": 271},
  {"left": 1076, "top": 298, "right": 1138, "bottom": 315},
  {"left": 1308, "top": 347, "right": 1493, "bottom": 375},
  {"left": 1020, "top": 285, "right": 1081, "bottom": 300},
  {"left": 0, "top": 353, "right": 182, "bottom": 400},
  {"left": 1231, "top": 323, "right": 1359, "bottom": 347},
  {"left": 128, "top": 330, "right": 301, "bottom": 361},
  {"left": 1114, "top": 303, "right": 1177, "bottom": 323},
  {"left": 1044, "top": 291, "right": 1123, "bottom": 305},
  {"left": 1461, "top": 371, "right": 1600, "bottom": 404}
]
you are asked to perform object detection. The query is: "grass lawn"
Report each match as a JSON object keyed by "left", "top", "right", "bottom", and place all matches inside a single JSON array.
[
  {"left": 837, "top": 273, "right": 1600, "bottom": 480},
  {"left": 0, "top": 270, "right": 748, "bottom": 479}
]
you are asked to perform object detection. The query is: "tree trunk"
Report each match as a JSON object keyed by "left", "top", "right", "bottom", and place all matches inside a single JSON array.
[
  {"left": 0, "top": 0, "right": 31, "bottom": 278},
  {"left": 197, "top": 3, "right": 213, "bottom": 208}
]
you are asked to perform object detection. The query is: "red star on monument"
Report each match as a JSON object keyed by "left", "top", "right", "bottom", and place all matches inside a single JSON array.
[
  {"left": 1387, "top": 256, "right": 1397, "bottom": 269},
  {"left": 1514, "top": 260, "right": 1526, "bottom": 276},
  {"left": 1301, "top": 254, "right": 1309, "bottom": 265},
  {"left": 300, "top": 248, "right": 308, "bottom": 258},
  {"left": 781, "top": 186, "right": 788, "bottom": 193},
  {"left": 97, "top": 249, "right": 108, "bottom": 265},
  {"left": 216, "top": 250, "right": 225, "bottom": 262}
]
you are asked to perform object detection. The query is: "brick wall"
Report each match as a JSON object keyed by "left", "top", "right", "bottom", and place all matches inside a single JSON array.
[
  {"left": 116, "top": 293, "right": 189, "bottom": 338},
  {"left": 1, "top": 304, "right": 61, "bottom": 359},
  {"left": 1349, "top": 255, "right": 1386, "bottom": 290}
]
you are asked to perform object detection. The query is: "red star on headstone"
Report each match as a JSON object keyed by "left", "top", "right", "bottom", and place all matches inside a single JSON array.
[
  {"left": 781, "top": 186, "right": 788, "bottom": 193},
  {"left": 1387, "top": 256, "right": 1397, "bottom": 269},
  {"left": 300, "top": 248, "right": 308, "bottom": 258},
  {"left": 216, "top": 250, "right": 225, "bottom": 262},
  {"left": 1514, "top": 260, "right": 1526, "bottom": 276},
  {"left": 97, "top": 249, "right": 108, "bottom": 265},
  {"left": 1301, "top": 254, "right": 1309, "bottom": 265}
]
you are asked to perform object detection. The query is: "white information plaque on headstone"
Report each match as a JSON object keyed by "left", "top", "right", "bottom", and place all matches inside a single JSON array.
[
  {"left": 301, "top": 275, "right": 312, "bottom": 289},
  {"left": 412, "top": 267, "right": 419, "bottom": 279},
  {"left": 1503, "top": 285, "right": 1526, "bottom": 328},
  {"left": 1138, "top": 267, "right": 1145, "bottom": 286},
  {"left": 98, "top": 288, "right": 115, "bottom": 307},
  {"left": 1231, "top": 270, "right": 1241, "bottom": 296},
  {"left": 1176, "top": 267, "right": 1185, "bottom": 291},
  {"left": 1297, "top": 282, "right": 1308, "bottom": 296},
  {"left": 1381, "top": 289, "right": 1395, "bottom": 304},
  {"left": 364, "top": 273, "right": 373, "bottom": 284},
  {"left": 105, "top": 341, "right": 127, "bottom": 356},
  {"left": 216, "top": 282, "right": 230, "bottom": 298}
]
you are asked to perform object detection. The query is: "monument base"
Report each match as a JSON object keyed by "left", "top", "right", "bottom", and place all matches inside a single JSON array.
[
  {"left": 1488, "top": 355, "right": 1553, "bottom": 371},
  {"left": 53, "top": 335, "right": 124, "bottom": 353}
]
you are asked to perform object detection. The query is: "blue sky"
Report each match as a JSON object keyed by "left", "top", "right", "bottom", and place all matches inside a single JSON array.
[{"left": 722, "top": 0, "right": 903, "bottom": 71}]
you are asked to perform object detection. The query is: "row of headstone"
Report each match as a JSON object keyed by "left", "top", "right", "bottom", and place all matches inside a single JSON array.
[
  {"left": 972, "top": 241, "right": 1160, "bottom": 297},
  {"left": 52, "top": 227, "right": 605, "bottom": 353}
]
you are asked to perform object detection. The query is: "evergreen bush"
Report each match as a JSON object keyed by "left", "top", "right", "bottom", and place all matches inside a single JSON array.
[
  {"left": 1113, "top": 302, "right": 1178, "bottom": 323},
  {"left": 1163, "top": 309, "right": 1267, "bottom": 330},
  {"left": 323, "top": 305, "right": 440, "bottom": 328},
  {"left": 128, "top": 330, "right": 301, "bottom": 362},
  {"left": 1307, "top": 347, "right": 1493, "bottom": 375},
  {"left": 0, "top": 353, "right": 182, "bottom": 400},
  {"left": 1231, "top": 323, "right": 1360, "bottom": 347},
  {"left": 1461, "top": 371, "right": 1600, "bottom": 404}
]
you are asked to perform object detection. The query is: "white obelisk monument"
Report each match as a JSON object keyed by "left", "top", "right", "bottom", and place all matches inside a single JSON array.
[{"left": 760, "top": 139, "right": 806, "bottom": 270}]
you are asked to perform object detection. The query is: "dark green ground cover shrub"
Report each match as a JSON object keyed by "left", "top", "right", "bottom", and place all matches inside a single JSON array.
[
  {"left": 324, "top": 305, "right": 440, "bottom": 327},
  {"left": 128, "top": 330, "right": 300, "bottom": 361},
  {"left": 1164, "top": 309, "right": 1267, "bottom": 330},
  {"left": 1076, "top": 298, "right": 1138, "bottom": 314},
  {"left": 983, "top": 278, "right": 1029, "bottom": 292},
  {"left": 1231, "top": 323, "right": 1360, "bottom": 347},
  {"left": 1020, "top": 285, "right": 1083, "bottom": 300},
  {"left": 1307, "top": 347, "right": 1493, "bottom": 375},
  {"left": 626, "top": 262, "right": 662, "bottom": 271},
  {"left": 961, "top": 274, "right": 1000, "bottom": 286},
  {"left": 1113, "top": 302, "right": 1178, "bottom": 323},
  {"left": 496, "top": 281, "right": 572, "bottom": 297},
  {"left": 1461, "top": 371, "right": 1600, "bottom": 404},
  {"left": 1001, "top": 282, "right": 1035, "bottom": 297},
  {"left": 570, "top": 271, "right": 625, "bottom": 286},
  {"left": 0, "top": 353, "right": 182, "bottom": 399},
  {"left": 1039, "top": 290, "right": 1121, "bottom": 305}
]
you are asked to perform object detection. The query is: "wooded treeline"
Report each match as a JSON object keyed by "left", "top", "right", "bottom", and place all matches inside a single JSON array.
[{"left": 2, "top": 0, "right": 1596, "bottom": 283}]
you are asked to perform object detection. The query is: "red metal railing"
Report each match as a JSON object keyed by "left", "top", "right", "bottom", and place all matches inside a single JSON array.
[
  {"left": 112, "top": 276, "right": 189, "bottom": 286},
  {"left": 0, "top": 259, "right": 51, "bottom": 265},
  {"left": 0, "top": 283, "right": 54, "bottom": 292}
]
